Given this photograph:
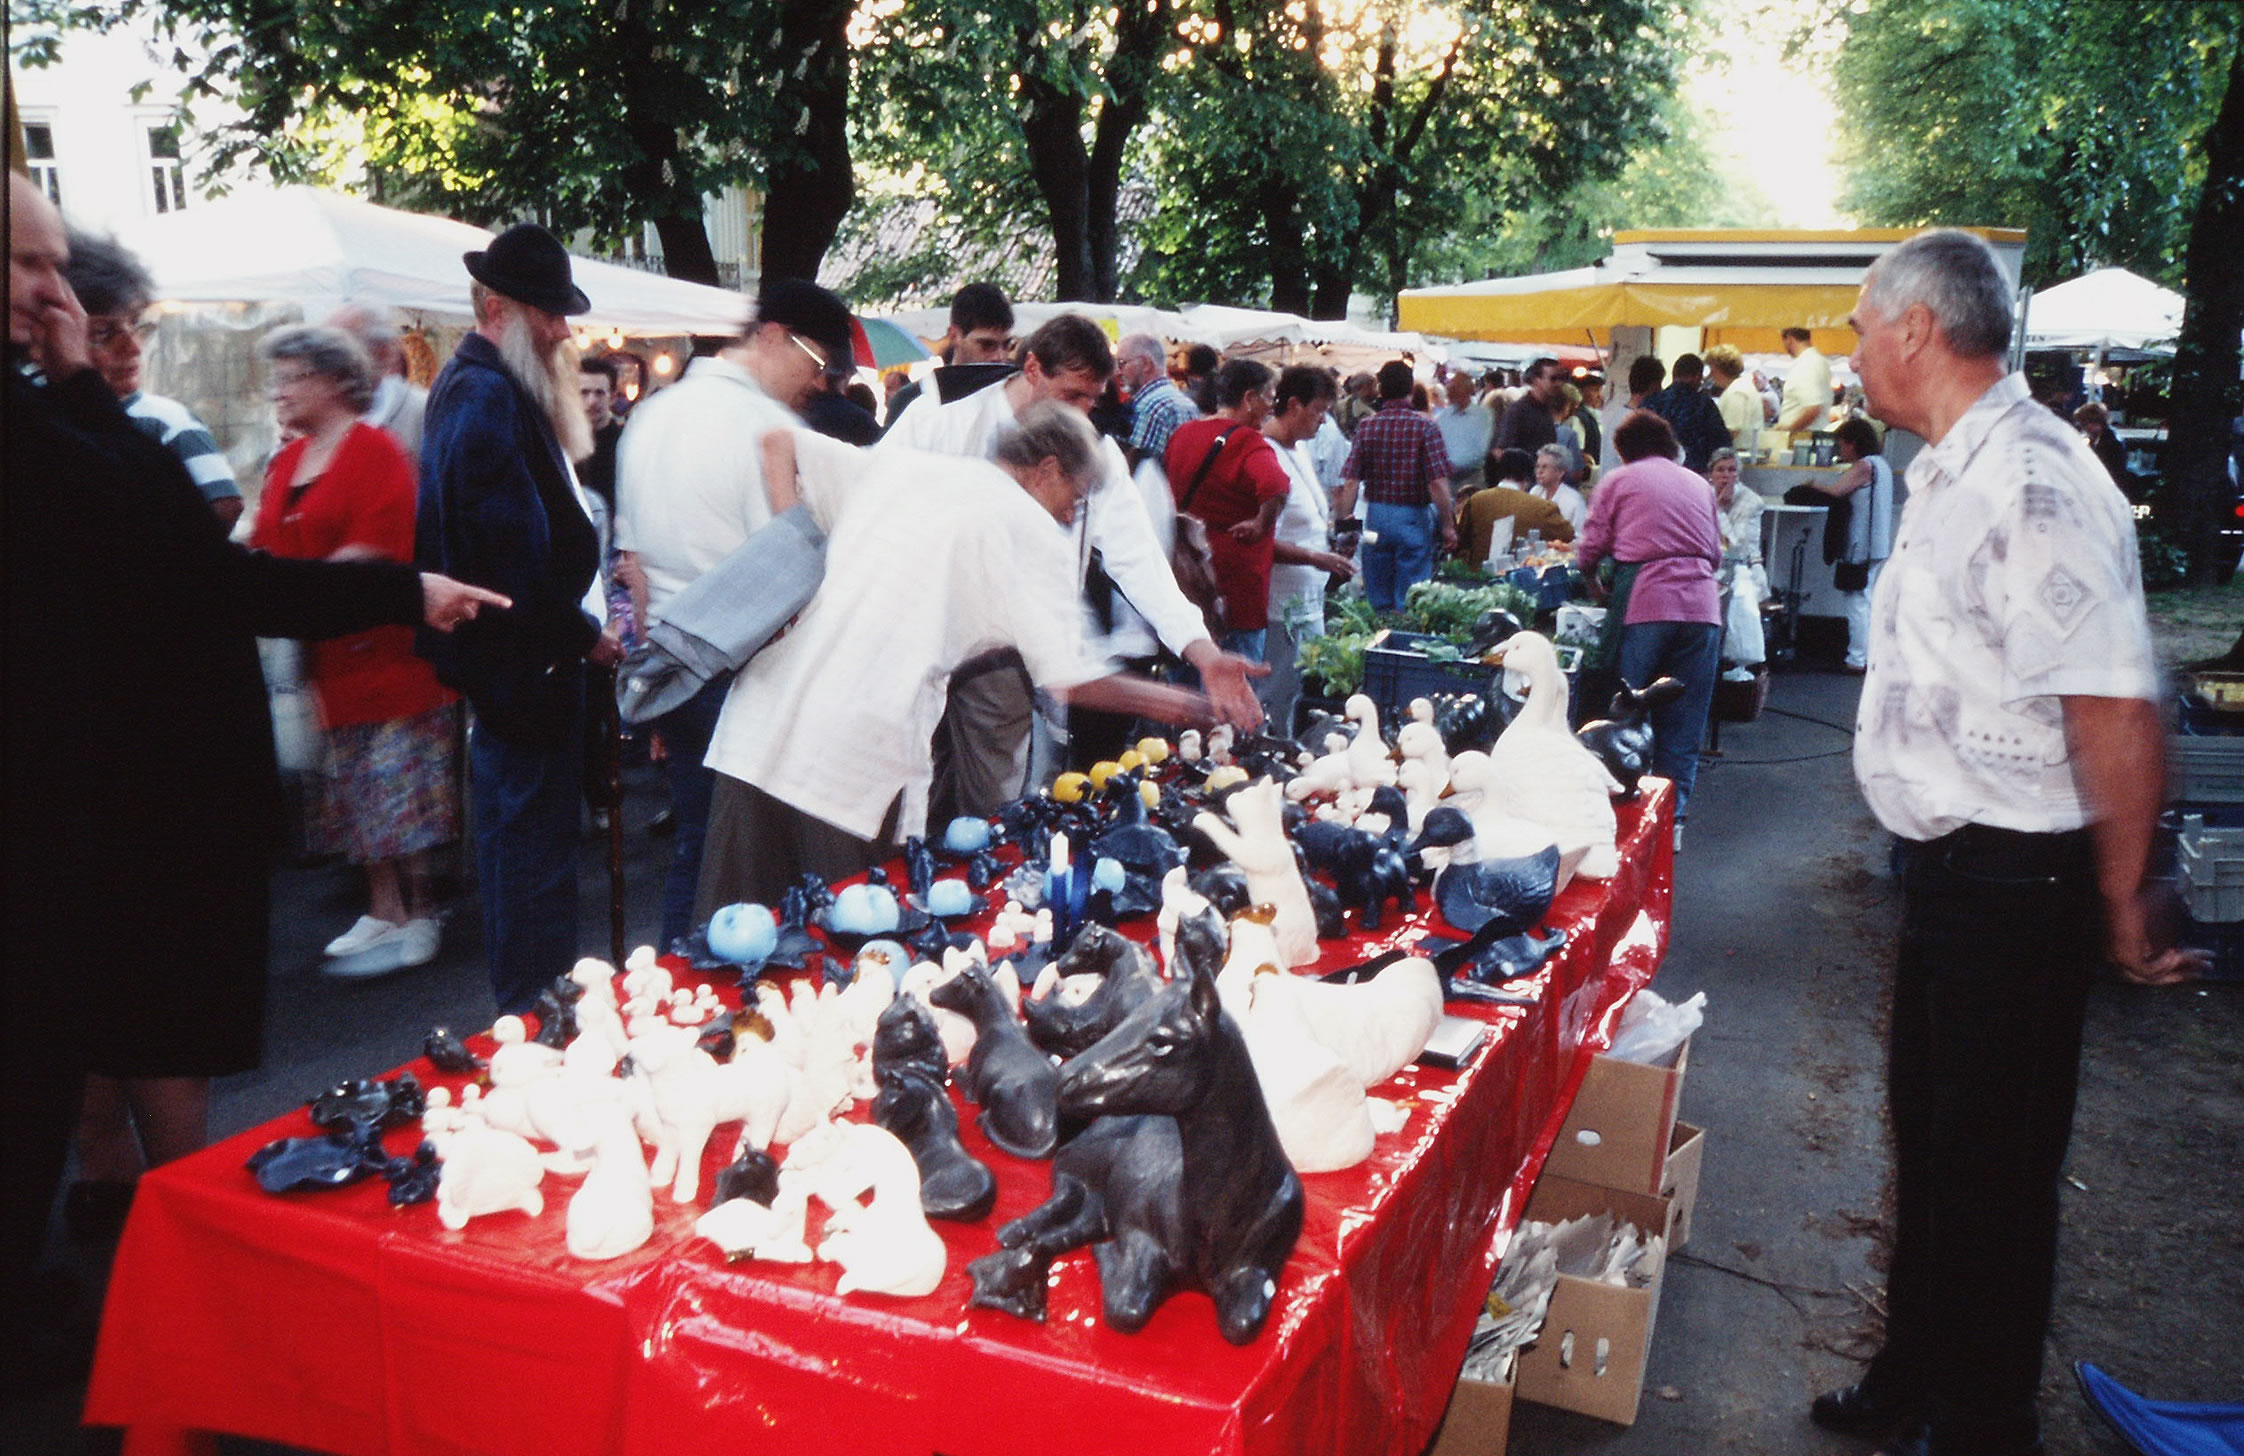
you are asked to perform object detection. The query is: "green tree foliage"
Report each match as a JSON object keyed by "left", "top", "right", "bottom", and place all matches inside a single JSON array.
[
  {"left": 10, "top": 0, "right": 853, "bottom": 284},
  {"left": 1831, "top": 0, "right": 2239, "bottom": 288}
]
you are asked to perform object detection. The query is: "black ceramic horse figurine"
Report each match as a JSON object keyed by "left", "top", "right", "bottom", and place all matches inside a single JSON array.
[
  {"left": 873, "top": 1061, "right": 999, "bottom": 1222},
  {"left": 1021, "top": 923, "right": 1166, "bottom": 1060},
  {"left": 928, "top": 963, "right": 1061, "bottom": 1159},
  {"left": 965, "top": 907, "right": 1304, "bottom": 1345}
]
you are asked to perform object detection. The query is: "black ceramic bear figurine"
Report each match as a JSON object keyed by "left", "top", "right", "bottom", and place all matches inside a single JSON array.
[
  {"left": 1577, "top": 676, "right": 1687, "bottom": 797},
  {"left": 965, "top": 905, "right": 1305, "bottom": 1345},
  {"left": 1020, "top": 923, "right": 1166, "bottom": 1059},
  {"left": 927, "top": 964, "right": 1061, "bottom": 1159}
]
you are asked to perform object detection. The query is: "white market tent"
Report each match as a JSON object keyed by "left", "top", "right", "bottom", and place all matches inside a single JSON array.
[
  {"left": 118, "top": 186, "right": 752, "bottom": 336},
  {"left": 2020, "top": 267, "right": 2184, "bottom": 353},
  {"left": 871, "top": 299, "right": 1439, "bottom": 369}
]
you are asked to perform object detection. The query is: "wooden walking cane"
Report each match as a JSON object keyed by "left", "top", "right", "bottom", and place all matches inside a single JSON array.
[{"left": 598, "top": 663, "right": 626, "bottom": 968}]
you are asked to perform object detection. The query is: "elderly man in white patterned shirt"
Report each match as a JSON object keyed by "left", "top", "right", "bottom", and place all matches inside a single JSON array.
[{"left": 1812, "top": 229, "right": 2203, "bottom": 1456}]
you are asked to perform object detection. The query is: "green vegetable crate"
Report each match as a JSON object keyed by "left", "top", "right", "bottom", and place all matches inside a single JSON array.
[{"left": 1361, "top": 630, "right": 1502, "bottom": 724}]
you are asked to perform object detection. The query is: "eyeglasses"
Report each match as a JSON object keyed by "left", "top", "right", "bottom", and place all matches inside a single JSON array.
[
  {"left": 88, "top": 318, "right": 159, "bottom": 349},
  {"left": 787, "top": 331, "right": 830, "bottom": 371}
]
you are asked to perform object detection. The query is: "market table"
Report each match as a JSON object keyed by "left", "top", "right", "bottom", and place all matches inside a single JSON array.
[{"left": 86, "top": 784, "right": 1674, "bottom": 1456}]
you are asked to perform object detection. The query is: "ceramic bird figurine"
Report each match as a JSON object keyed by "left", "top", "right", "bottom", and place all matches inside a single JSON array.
[
  {"left": 1577, "top": 677, "right": 1687, "bottom": 798},
  {"left": 1240, "top": 972, "right": 1379, "bottom": 1174},
  {"left": 1467, "top": 631, "right": 1622, "bottom": 879}
]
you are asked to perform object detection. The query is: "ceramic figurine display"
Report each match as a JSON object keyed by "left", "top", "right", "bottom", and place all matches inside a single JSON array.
[
  {"left": 1442, "top": 752, "right": 1583, "bottom": 879},
  {"left": 1194, "top": 779, "right": 1319, "bottom": 967},
  {"left": 1576, "top": 677, "right": 1686, "bottom": 798},
  {"left": 625, "top": 1024, "right": 796, "bottom": 1202},
  {"left": 488, "top": 1014, "right": 564, "bottom": 1088},
  {"left": 564, "top": 1103, "right": 656, "bottom": 1261},
  {"left": 1480, "top": 632, "right": 1622, "bottom": 878},
  {"left": 1293, "top": 818, "right": 1415, "bottom": 930},
  {"left": 899, "top": 958, "right": 979, "bottom": 1068},
  {"left": 705, "top": 902, "right": 780, "bottom": 965},
  {"left": 694, "top": 1179, "right": 815, "bottom": 1264},
  {"left": 929, "top": 962, "right": 1061, "bottom": 1159},
  {"left": 712, "top": 1143, "right": 782, "bottom": 1208},
  {"left": 872, "top": 1061, "right": 998, "bottom": 1222},
  {"left": 966, "top": 905, "right": 1303, "bottom": 1345},
  {"left": 423, "top": 1027, "right": 485, "bottom": 1075},
  {"left": 245, "top": 1126, "right": 393, "bottom": 1194},
  {"left": 1213, "top": 905, "right": 1287, "bottom": 1022},
  {"left": 785, "top": 1121, "right": 947, "bottom": 1297}
]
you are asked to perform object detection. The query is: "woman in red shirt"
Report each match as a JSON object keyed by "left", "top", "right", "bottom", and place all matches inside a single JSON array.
[
  {"left": 1163, "top": 359, "right": 1293, "bottom": 661},
  {"left": 253, "top": 326, "right": 458, "bottom": 974}
]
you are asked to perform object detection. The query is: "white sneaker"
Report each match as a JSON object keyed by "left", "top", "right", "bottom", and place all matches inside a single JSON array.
[
  {"left": 397, "top": 918, "right": 441, "bottom": 967},
  {"left": 324, "top": 915, "right": 400, "bottom": 957}
]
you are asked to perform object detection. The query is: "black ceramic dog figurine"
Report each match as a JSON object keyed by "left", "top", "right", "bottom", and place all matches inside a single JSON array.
[
  {"left": 873, "top": 1062, "right": 999, "bottom": 1222},
  {"left": 1577, "top": 677, "right": 1686, "bottom": 797},
  {"left": 928, "top": 964, "right": 1061, "bottom": 1159},
  {"left": 1295, "top": 819, "right": 1416, "bottom": 930},
  {"left": 1021, "top": 923, "right": 1166, "bottom": 1059},
  {"left": 965, "top": 906, "right": 1304, "bottom": 1345}
]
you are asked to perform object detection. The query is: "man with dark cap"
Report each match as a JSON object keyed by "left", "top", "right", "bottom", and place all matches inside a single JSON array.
[
  {"left": 416, "top": 222, "right": 620, "bottom": 1014},
  {"left": 613, "top": 278, "right": 855, "bottom": 952},
  {"left": 1644, "top": 351, "right": 1730, "bottom": 473}
]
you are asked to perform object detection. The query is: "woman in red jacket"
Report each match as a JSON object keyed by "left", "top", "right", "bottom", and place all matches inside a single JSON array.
[{"left": 253, "top": 326, "right": 459, "bottom": 975}]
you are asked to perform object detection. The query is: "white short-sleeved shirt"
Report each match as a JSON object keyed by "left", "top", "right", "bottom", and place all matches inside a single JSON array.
[
  {"left": 1854, "top": 373, "right": 2159, "bottom": 842},
  {"left": 1268, "top": 440, "right": 1332, "bottom": 628},
  {"left": 613, "top": 356, "right": 799, "bottom": 618},
  {"left": 1780, "top": 347, "right": 1832, "bottom": 432},
  {"left": 875, "top": 377, "right": 1210, "bottom": 664},
  {"left": 705, "top": 436, "right": 1099, "bottom": 840}
]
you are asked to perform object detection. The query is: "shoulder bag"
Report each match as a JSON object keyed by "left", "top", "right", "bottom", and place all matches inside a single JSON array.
[{"left": 1172, "top": 423, "right": 1243, "bottom": 636}]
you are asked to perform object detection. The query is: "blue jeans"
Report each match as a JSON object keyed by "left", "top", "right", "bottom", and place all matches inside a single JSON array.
[
  {"left": 1615, "top": 619, "right": 1721, "bottom": 811},
  {"left": 1220, "top": 627, "right": 1267, "bottom": 663},
  {"left": 652, "top": 671, "right": 733, "bottom": 950},
  {"left": 470, "top": 716, "right": 584, "bottom": 1014},
  {"left": 1362, "top": 501, "right": 1435, "bottom": 612}
]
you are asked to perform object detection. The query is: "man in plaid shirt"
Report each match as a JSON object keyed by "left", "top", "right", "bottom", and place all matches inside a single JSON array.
[
  {"left": 1336, "top": 360, "right": 1456, "bottom": 609},
  {"left": 1118, "top": 333, "right": 1200, "bottom": 468}
]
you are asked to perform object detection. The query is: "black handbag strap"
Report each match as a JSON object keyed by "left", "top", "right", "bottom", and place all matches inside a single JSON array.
[{"left": 1178, "top": 423, "right": 1245, "bottom": 513}]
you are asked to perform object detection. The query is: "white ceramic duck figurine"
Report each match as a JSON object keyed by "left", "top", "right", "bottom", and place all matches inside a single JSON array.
[
  {"left": 1343, "top": 693, "right": 1399, "bottom": 788},
  {"left": 1283, "top": 731, "right": 1356, "bottom": 803},
  {"left": 1194, "top": 777, "right": 1319, "bottom": 967},
  {"left": 1394, "top": 718, "right": 1451, "bottom": 801},
  {"left": 1478, "top": 632, "right": 1622, "bottom": 879},
  {"left": 432, "top": 1115, "right": 546, "bottom": 1231}
]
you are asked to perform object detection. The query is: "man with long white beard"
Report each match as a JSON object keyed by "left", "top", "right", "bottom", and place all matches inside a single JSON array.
[{"left": 416, "top": 223, "right": 621, "bottom": 1014}]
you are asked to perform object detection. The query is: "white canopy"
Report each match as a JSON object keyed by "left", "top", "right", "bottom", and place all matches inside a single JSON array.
[
  {"left": 2021, "top": 267, "right": 2185, "bottom": 353},
  {"left": 869, "top": 299, "right": 1435, "bottom": 357},
  {"left": 119, "top": 186, "right": 752, "bottom": 336}
]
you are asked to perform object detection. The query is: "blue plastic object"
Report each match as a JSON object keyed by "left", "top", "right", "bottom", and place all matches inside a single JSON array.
[{"left": 2075, "top": 1361, "right": 2244, "bottom": 1456}]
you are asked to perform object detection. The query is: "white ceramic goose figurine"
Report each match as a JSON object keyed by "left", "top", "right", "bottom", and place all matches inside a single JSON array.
[
  {"left": 1343, "top": 694, "right": 1398, "bottom": 789},
  {"left": 1247, "top": 954, "right": 1444, "bottom": 1089},
  {"left": 1394, "top": 718, "right": 1450, "bottom": 800},
  {"left": 1480, "top": 632, "right": 1622, "bottom": 879},
  {"left": 1240, "top": 973, "right": 1378, "bottom": 1174}
]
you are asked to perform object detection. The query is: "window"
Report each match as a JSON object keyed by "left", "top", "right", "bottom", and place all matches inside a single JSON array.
[
  {"left": 146, "top": 121, "right": 186, "bottom": 214},
  {"left": 24, "top": 123, "right": 62, "bottom": 206}
]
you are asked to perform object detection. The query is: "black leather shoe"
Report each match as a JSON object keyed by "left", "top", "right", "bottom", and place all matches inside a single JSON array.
[{"left": 1812, "top": 1383, "right": 1922, "bottom": 1438}]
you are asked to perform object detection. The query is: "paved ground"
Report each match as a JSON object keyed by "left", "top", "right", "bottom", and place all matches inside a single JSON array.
[{"left": 10, "top": 666, "right": 2241, "bottom": 1455}]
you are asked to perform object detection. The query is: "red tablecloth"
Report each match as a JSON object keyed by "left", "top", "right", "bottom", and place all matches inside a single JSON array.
[{"left": 87, "top": 785, "right": 1673, "bottom": 1456}]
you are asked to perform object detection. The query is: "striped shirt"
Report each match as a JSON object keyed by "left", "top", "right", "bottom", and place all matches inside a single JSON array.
[
  {"left": 1342, "top": 399, "right": 1450, "bottom": 506},
  {"left": 125, "top": 392, "right": 241, "bottom": 504}
]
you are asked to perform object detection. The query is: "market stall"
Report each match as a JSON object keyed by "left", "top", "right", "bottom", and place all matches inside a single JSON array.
[{"left": 85, "top": 778, "right": 1676, "bottom": 1456}]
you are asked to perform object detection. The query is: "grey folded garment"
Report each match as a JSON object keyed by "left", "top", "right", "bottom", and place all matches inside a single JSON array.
[{"left": 616, "top": 504, "right": 828, "bottom": 723}]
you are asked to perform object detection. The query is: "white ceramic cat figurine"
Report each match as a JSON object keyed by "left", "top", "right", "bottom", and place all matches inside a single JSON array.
[
  {"left": 788, "top": 1121, "right": 946, "bottom": 1298},
  {"left": 1194, "top": 778, "right": 1319, "bottom": 967},
  {"left": 564, "top": 1102, "right": 654, "bottom": 1260}
]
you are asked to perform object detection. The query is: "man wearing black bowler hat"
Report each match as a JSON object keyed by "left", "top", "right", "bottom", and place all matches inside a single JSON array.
[{"left": 417, "top": 222, "right": 621, "bottom": 1014}]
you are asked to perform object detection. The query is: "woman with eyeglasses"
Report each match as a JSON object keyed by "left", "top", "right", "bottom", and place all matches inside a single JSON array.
[
  {"left": 252, "top": 326, "right": 461, "bottom": 977},
  {"left": 60, "top": 229, "right": 244, "bottom": 531}
]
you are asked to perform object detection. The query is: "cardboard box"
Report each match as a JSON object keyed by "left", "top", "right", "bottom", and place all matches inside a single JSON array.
[
  {"left": 1426, "top": 1351, "right": 1515, "bottom": 1456},
  {"left": 1514, "top": 1175, "right": 1674, "bottom": 1426},
  {"left": 1545, "top": 1037, "right": 1691, "bottom": 1196},
  {"left": 1661, "top": 1121, "right": 1706, "bottom": 1250}
]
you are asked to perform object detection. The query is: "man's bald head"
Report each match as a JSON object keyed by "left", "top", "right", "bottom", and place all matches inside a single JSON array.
[{"left": 10, "top": 172, "right": 75, "bottom": 353}]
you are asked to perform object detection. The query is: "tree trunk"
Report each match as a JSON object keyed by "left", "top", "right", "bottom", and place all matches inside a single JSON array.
[
  {"left": 615, "top": 0, "right": 721, "bottom": 286},
  {"left": 758, "top": 0, "right": 857, "bottom": 283},
  {"left": 1018, "top": 63, "right": 1096, "bottom": 302},
  {"left": 1084, "top": 0, "right": 1169, "bottom": 302},
  {"left": 2169, "top": 45, "right": 2244, "bottom": 585}
]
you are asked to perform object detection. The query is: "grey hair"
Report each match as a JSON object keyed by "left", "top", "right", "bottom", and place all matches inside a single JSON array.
[
  {"left": 62, "top": 229, "right": 156, "bottom": 317},
  {"left": 1707, "top": 446, "right": 1741, "bottom": 473},
  {"left": 1535, "top": 443, "right": 1571, "bottom": 470},
  {"left": 261, "top": 325, "right": 379, "bottom": 413},
  {"left": 1860, "top": 229, "right": 2014, "bottom": 359},
  {"left": 992, "top": 399, "right": 1103, "bottom": 487},
  {"left": 1115, "top": 332, "right": 1167, "bottom": 369}
]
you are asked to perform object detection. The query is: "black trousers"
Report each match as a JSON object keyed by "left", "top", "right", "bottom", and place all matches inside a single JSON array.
[{"left": 1871, "top": 824, "right": 2098, "bottom": 1452}]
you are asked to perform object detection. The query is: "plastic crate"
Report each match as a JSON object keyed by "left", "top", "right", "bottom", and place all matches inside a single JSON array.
[
  {"left": 2181, "top": 914, "right": 2244, "bottom": 982},
  {"left": 1506, "top": 564, "right": 1578, "bottom": 614},
  {"left": 2178, "top": 815, "right": 2244, "bottom": 922},
  {"left": 1361, "top": 630, "right": 1502, "bottom": 722},
  {"left": 2169, "top": 736, "right": 2244, "bottom": 803},
  {"left": 2177, "top": 692, "right": 2244, "bottom": 737}
]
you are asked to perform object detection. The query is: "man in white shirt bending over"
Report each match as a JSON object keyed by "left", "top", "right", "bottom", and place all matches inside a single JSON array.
[
  {"left": 1777, "top": 326, "right": 1833, "bottom": 436},
  {"left": 883, "top": 313, "right": 1264, "bottom": 806}
]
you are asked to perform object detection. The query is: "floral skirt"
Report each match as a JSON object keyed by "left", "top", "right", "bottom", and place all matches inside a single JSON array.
[{"left": 311, "top": 704, "right": 461, "bottom": 863}]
